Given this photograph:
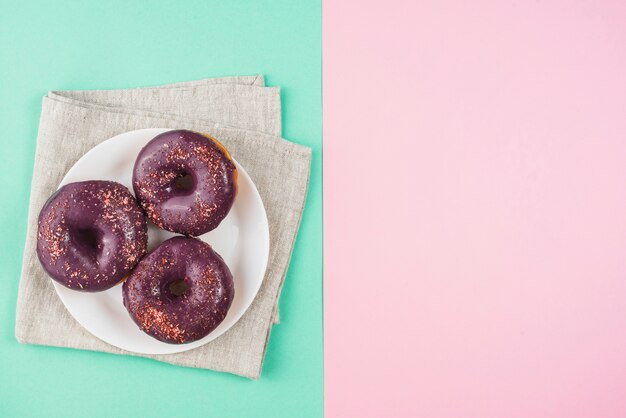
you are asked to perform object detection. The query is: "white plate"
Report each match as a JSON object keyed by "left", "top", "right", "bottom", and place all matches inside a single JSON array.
[{"left": 53, "top": 128, "right": 269, "bottom": 355}]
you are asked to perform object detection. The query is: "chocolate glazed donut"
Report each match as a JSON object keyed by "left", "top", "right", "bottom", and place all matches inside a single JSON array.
[
  {"left": 122, "top": 236, "right": 234, "bottom": 344},
  {"left": 132, "top": 130, "right": 237, "bottom": 236},
  {"left": 36, "top": 181, "right": 148, "bottom": 291}
]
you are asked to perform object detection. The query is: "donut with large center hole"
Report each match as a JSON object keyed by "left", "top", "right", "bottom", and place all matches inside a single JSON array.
[
  {"left": 132, "top": 130, "right": 237, "bottom": 236},
  {"left": 122, "top": 236, "right": 234, "bottom": 344},
  {"left": 36, "top": 180, "right": 148, "bottom": 292}
]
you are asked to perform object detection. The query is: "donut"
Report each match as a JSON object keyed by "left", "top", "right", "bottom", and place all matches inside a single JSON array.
[
  {"left": 132, "top": 129, "right": 237, "bottom": 236},
  {"left": 37, "top": 180, "right": 148, "bottom": 292},
  {"left": 122, "top": 236, "right": 234, "bottom": 344}
]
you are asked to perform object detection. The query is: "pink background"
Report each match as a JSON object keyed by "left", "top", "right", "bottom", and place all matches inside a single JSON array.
[{"left": 324, "top": 1, "right": 626, "bottom": 417}]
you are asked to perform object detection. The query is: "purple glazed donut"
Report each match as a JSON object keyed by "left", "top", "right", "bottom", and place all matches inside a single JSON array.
[
  {"left": 36, "top": 180, "right": 148, "bottom": 292},
  {"left": 132, "top": 129, "right": 237, "bottom": 236},
  {"left": 122, "top": 236, "right": 234, "bottom": 344}
]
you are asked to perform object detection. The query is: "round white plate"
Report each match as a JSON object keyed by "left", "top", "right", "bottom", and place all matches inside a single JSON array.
[{"left": 53, "top": 128, "right": 269, "bottom": 355}]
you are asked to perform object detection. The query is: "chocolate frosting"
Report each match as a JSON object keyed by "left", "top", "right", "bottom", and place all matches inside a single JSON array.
[
  {"left": 37, "top": 180, "right": 148, "bottom": 291},
  {"left": 122, "top": 236, "right": 234, "bottom": 344},
  {"left": 133, "top": 130, "right": 237, "bottom": 236}
]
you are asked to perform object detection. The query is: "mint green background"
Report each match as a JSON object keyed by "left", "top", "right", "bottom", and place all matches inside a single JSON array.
[{"left": 0, "top": 1, "right": 322, "bottom": 417}]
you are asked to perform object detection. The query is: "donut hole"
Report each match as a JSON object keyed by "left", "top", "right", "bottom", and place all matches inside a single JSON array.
[
  {"left": 173, "top": 173, "right": 194, "bottom": 193},
  {"left": 174, "top": 174, "right": 193, "bottom": 191},
  {"left": 166, "top": 279, "right": 190, "bottom": 298},
  {"left": 70, "top": 227, "right": 102, "bottom": 259}
]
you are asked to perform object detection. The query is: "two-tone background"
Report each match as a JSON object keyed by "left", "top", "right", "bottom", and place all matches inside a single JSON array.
[{"left": 2, "top": 1, "right": 626, "bottom": 417}]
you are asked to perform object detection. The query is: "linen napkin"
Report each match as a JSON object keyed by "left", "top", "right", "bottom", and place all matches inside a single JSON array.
[{"left": 15, "top": 74, "right": 311, "bottom": 379}]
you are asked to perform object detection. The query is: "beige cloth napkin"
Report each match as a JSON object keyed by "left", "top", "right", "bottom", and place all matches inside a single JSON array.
[{"left": 15, "top": 74, "right": 311, "bottom": 379}]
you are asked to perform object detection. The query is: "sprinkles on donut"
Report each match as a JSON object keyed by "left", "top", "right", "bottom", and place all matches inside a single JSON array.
[
  {"left": 122, "top": 236, "right": 234, "bottom": 344},
  {"left": 132, "top": 129, "right": 237, "bottom": 236},
  {"left": 36, "top": 180, "right": 148, "bottom": 292}
]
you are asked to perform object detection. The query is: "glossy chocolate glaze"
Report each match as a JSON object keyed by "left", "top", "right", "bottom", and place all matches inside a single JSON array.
[
  {"left": 132, "top": 130, "right": 237, "bottom": 236},
  {"left": 122, "top": 236, "right": 234, "bottom": 344},
  {"left": 36, "top": 181, "right": 148, "bottom": 292}
]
